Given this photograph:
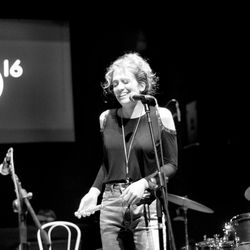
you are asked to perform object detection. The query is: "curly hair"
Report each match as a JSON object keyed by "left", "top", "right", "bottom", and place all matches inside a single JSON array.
[{"left": 101, "top": 52, "right": 159, "bottom": 98}]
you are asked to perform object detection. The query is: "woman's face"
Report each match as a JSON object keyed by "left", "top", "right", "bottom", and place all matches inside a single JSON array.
[{"left": 112, "top": 67, "right": 145, "bottom": 106}]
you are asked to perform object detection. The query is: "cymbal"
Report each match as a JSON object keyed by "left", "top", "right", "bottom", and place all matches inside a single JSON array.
[
  {"left": 244, "top": 186, "right": 250, "bottom": 201},
  {"left": 168, "top": 193, "right": 214, "bottom": 213}
]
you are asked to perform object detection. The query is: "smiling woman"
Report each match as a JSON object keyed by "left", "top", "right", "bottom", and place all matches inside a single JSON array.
[{"left": 76, "top": 52, "right": 178, "bottom": 250}]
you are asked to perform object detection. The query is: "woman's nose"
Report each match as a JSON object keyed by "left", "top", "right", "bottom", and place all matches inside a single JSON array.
[{"left": 115, "top": 81, "right": 125, "bottom": 90}]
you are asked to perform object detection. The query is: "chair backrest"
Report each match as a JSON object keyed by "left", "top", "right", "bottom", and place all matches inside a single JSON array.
[{"left": 37, "top": 221, "right": 81, "bottom": 250}]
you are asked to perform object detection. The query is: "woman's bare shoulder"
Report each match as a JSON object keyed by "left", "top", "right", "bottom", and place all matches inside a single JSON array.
[{"left": 157, "top": 107, "right": 176, "bottom": 131}]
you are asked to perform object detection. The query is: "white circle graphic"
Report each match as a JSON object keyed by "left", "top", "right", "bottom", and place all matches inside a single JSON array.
[{"left": 0, "top": 73, "right": 3, "bottom": 97}]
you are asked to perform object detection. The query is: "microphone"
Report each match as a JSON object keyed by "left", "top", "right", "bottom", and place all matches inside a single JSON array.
[
  {"left": 0, "top": 148, "right": 13, "bottom": 176},
  {"left": 175, "top": 101, "right": 181, "bottom": 122},
  {"left": 129, "top": 93, "right": 156, "bottom": 103},
  {"left": 165, "top": 98, "right": 181, "bottom": 122}
]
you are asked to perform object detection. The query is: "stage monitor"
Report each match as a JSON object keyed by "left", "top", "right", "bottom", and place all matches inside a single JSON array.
[{"left": 0, "top": 19, "right": 75, "bottom": 143}]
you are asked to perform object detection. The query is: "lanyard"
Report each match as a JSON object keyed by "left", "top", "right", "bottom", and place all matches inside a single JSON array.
[{"left": 121, "top": 114, "right": 142, "bottom": 183}]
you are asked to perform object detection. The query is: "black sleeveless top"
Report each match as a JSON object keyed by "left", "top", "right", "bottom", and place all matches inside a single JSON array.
[{"left": 92, "top": 106, "right": 178, "bottom": 191}]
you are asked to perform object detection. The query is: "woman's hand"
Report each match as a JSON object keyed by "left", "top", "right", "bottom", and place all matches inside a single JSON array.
[
  {"left": 120, "top": 179, "right": 149, "bottom": 205},
  {"left": 75, "top": 187, "right": 100, "bottom": 218}
]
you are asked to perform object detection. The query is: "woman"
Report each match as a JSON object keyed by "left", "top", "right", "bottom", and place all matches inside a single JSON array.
[{"left": 76, "top": 52, "right": 178, "bottom": 250}]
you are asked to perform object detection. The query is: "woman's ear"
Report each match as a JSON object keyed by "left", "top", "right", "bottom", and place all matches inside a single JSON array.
[{"left": 139, "top": 82, "right": 146, "bottom": 93}]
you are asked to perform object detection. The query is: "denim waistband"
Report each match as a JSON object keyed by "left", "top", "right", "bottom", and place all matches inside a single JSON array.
[
  {"left": 105, "top": 182, "right": 130, "bottom": 191},
  {"left": 104, "top": 182, "right": 156, "bottom": 205}
]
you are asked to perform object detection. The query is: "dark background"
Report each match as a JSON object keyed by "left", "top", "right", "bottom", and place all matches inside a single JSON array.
[{"left": 0, "top": 4, "right": 249, "bottom": 249}]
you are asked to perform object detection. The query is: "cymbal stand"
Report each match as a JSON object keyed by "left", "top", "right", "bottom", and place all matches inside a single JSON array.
[{"left": 183, "top": 206, "right": 189, "bottom": 250}]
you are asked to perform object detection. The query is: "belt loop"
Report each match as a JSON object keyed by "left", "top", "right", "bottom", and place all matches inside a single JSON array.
[
  {"left": 110, "top": 184, "right": 114, "bottom": 193},
  {"left": 143, "top": 204, "right": 149, "bottom": 228},
  {"left": 147, "top": 204, "right": 151, "bottom": 221}
]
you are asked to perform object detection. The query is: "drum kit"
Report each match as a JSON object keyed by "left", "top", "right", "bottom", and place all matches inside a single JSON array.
[{"left": 167, "top": 186, "right": 250, "bottom": 250}]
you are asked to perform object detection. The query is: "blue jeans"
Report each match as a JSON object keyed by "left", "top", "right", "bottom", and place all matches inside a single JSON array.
[{"left": 100, "top": 183, "right": 162, "bottom": 250}]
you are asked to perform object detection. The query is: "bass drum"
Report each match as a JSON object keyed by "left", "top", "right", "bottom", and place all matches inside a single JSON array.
[{"left": 230, "top": 213, "right": 250, "bottom": 247}]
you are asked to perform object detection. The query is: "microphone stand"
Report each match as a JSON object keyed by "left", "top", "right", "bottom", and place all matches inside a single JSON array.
[
  {"left": 142, "top": 102, "right": 176, "bottom": 250},
  {"left": 8, "top": 148, "right": 51, "bottom": 250}
]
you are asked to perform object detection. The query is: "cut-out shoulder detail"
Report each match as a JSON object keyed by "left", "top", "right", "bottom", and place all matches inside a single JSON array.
[
  {"left": 99, "top": 110, "right": 110, "bottom": 131},
  {"left": 156, "top": 107, "right": 176, "bottom": 132}
]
